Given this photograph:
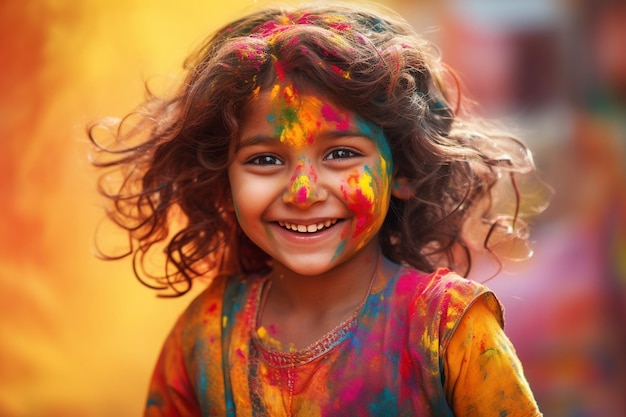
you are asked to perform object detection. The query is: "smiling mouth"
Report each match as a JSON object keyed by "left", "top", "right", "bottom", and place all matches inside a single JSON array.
[{"left": 277, "top": 219, "right": 339, "bottom": 233}]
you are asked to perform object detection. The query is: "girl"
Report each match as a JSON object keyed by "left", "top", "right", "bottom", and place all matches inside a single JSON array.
[{"left": 90, "top": 2, "right": 546, "bottom": 416}]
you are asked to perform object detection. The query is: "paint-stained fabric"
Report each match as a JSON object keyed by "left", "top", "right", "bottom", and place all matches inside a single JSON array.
[{"left": 145, "top": 265, "right": 542, "bottom": 416}]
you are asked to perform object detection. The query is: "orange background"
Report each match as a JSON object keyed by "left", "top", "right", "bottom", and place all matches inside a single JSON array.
[
  {"left": 1, "top": 1, "right": 624, "bottom": 416},
  {"left": 0, "top": 1, "right": 274, "bottom": 415}
]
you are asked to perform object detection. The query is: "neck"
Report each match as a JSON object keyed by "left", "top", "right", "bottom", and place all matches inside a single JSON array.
[
  {"left": 257, "top": 244, "right": 401, "bottom": 351},
  {"left": 266, "top": 242, "right": 381, "bottom": 316}
]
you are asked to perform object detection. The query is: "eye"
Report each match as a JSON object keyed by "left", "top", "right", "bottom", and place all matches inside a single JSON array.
[
  {"left": 325, "top": 148, "right": 359, "bottom": 160},
  {"left": 246, "top": 154, "right": 284, "bottom": 165}
]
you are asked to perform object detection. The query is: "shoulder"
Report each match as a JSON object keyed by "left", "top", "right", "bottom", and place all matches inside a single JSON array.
[
  {"left": 180, "top": 273, "right": 262, "bottom": 328},
  {"left": 174, "top": 274, "right": 263, "bottom": 366},
  {"left": 394, "top": 267, "right": 504, "bottom": 341},
  {"left": 181, "top": 275, "right": 229, "bottom": 323},
  {"left": 394, "top": 267, "right": 496, "bottom": 309},
  {"left": 163, "top": 273, "right": 257, "bottom": 346}
]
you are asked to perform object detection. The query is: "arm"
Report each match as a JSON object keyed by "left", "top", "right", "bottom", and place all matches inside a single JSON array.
[{"left": 443, "top": 293, "right": 542, "bottom": 417}]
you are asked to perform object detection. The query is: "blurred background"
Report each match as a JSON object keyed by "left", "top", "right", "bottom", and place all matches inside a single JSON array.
[{"left": 0, "top": 0, "right": 624, "bottom": 415}]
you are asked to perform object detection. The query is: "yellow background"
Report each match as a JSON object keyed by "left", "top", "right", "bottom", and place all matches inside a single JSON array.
[
  {"left": 0, "top": 1, "right": 285, "bottom": 415},
  {"left": 1, "top": 0, "right": 624, "bottom": 416}
]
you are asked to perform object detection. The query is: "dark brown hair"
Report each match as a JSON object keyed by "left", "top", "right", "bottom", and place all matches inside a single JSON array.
[{"left": 89, "top": 2, "right": 548, "bottom": 296}]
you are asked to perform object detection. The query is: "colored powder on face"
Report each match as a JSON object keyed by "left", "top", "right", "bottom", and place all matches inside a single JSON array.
[
  {"left": 268, "top": 82, "right": 324, "bottom": 150},
  {"left": 308, "top": 164, "right": 318, "bottom": 182},
  {"left": 355, "top": 117, "right": 393, "bottom": 172},
  {"left": 342, "top": 168, "right": 375, "bottom": 239},
  {"left": 330, "top": 239, "right": 347, "bottom": 263},
  {"left": 264, "top": 85, "right": 395, "bottom": 256},
  {"left": 280, "top": 83, "right": 298, "bottom": 105},
  {"left": 320, "top": 103, "right": 350, "bottom": 130},
  {"left": 352, "top": 169, "right": 375, "bottom": 202},
  {"left": 292, "top": 175, "right": 311, "bottom": 204},
  {"left": 282, "top": 107, "right": 298, "bottom": 126},
  {"left": 285, "top": 160, "right": 321, "bottom": 205},
  {"left": 352, "top": 118, "right": 394, "bottom": 241},
  {"left": 310, "top": 115, "right": 391, "bottom": 258}
]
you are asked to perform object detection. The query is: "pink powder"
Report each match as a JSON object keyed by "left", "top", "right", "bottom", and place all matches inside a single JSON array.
[
  {"left": 320, "top": 103, "right": 350, "bottom": 130},
  {"left": 308, "top": 164, "right": 318, "bottom": 182},
  {"left": 295, "top": 186, "right": 308, "bottom": 204},
  {"left": 274, "top": 60, "right": 286, "bottom": 81},
  {"left": 339, "top": 378, "right": 364, "bottom": 402},
  {"left": 329, "top": 65, "right": 344, "bottom": 76},
  {"left": 236, "top": 348, "right": 245, "bottom": 359}
]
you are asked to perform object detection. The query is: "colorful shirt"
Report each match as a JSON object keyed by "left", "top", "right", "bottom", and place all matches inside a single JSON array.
[{"left": 145, "top": 265, "right": 542, "bottom": 416}]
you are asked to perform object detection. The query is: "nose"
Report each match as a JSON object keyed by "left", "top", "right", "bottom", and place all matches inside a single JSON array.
[{"left": 282, "top": 163, "right": 327, "bottom": 208}]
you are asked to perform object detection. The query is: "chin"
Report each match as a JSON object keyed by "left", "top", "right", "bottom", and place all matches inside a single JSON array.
[{"left": 273, "top": 256, "right": 341, "bottom": 277}]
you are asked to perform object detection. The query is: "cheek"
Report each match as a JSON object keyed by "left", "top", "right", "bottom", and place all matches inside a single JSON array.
[
  {"left": 340, "top": 161, "right": 392, "bottom": 241},
  {"left": 228, "top": 175, "right": 260, "bottom": 224},
  {"left": 231, "top": 185, "right": 275, "bottom": 240}
]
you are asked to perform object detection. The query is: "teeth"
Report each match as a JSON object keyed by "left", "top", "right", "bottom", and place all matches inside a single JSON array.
[{"left": 278, "top": 219, "right": 338, "bottom": 233}]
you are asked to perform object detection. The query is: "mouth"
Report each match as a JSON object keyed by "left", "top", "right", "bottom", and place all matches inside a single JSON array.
[{"left": 277, "top": 219, "right": 339, "bottom": 233}]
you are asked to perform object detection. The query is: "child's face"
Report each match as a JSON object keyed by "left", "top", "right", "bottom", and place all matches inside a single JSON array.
[{"left": 228, "top": 82, "right": 393, "bottom": 276}]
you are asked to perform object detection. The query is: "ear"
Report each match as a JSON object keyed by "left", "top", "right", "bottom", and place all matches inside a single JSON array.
[{"left": 391, "top": 177, "right": 413, "bottom": 200}]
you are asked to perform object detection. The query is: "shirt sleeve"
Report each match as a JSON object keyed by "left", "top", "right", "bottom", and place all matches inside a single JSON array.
[
  {"left": 443, "top": 293, "right": 543, "bottom": 417},
  {"left": 144, "top": 314, "right": 202, "bottom": 417}
]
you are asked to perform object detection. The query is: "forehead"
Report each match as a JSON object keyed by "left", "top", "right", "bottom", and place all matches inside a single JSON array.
[
  {"left": 245, "top": 82, "right": 350, "bottom": 120},
  {"left": 239, "top": 82, "right": 358, "bottom": 145}
]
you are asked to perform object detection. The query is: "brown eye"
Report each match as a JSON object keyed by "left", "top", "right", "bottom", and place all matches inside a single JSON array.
[
  {"left": 325, "top": 148, "right": 359, "bottom": 160},
  {"left": 246, "top": 154, "right": 284, "bottom": 165}
]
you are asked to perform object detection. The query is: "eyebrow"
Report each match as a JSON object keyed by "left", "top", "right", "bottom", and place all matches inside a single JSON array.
[
  {"left": 236, "top": 130, "right": 373, "bottom": 151},
  {"left": 235, "top": 134, "right": 277, "bottom": 151}
]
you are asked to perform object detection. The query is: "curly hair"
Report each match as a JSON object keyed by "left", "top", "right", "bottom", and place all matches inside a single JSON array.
[{"left": 89, "top": 2, "right": 548, "bottom": 296}]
